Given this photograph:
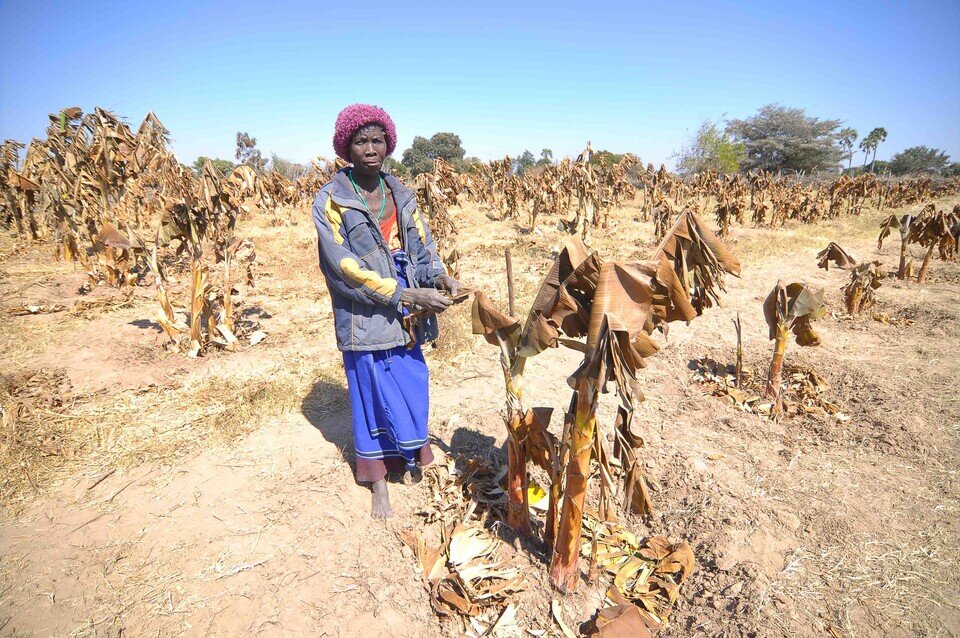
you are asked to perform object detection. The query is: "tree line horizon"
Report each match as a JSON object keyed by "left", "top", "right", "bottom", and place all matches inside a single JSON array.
[{"left": 194, "top": 103, "right": 959, "bottom": 180}]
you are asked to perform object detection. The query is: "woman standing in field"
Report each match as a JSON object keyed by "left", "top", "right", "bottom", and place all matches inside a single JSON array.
[{"left": 312, "top": 104, "right": 460, "bottom": 518}]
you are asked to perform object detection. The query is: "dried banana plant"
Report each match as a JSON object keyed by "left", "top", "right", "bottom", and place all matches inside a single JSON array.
[
  {"left": 150, "top": 160, "right": 249, "bottom": 357},
  {"left": 470, "top": 291, "right": 529, "bottom": 531},
  {"left": 472, "top": 210, "right": 738, "bottom": 590},
  {"left": 816, "top": 242, "right": 857, "bottom": 271},
  {"left": 91, "top": 222, "right": 143, "bottom": 287},
  {"left": 414, "top": 158, "right": 460, "bottom": 276},
  {"left": 878, "top": 213, "right": 915, "bottom": 279},
  {"left": 571, "top": 143, "right": 598, "bottom": 241},
  {"left": 763, "top": 281, "right": 826, "bottom": 417},
  {"left": 550, "top": 262, "right": 661, "bottom": 592},
  {"left": 470, "top": 238, "right": 600, "bottom": 535},
  {"left": 842, "top": 261, "right": 884, "bottom": 316},
  {"left": 909, "top": 206, "right": 955, "bottom": 284},
  {"left": 550, "top": 211, "right": 738, "bottom": 592},
  {"left": 651, "top": 210, "right": 742, "bottom": 317}
]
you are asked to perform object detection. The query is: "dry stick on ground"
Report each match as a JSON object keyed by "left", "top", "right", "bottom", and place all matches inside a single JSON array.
[{"left": 734, "top": 313, "right": 743, "bottom": 389}]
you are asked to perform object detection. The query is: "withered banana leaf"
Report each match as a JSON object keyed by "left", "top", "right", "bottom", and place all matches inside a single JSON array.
[
  {"left": 763, "top": 280, "right": 826, "bottom": 346},
  {"left": 95, "top": 222, "right": 133, "bottom": 250},
  {"left": 471, "top": 291, "right": 519, "bottom": 345},
  {"left": 516, "top": 237, "right": 602, "bottom": 357},
  {"left": 653, "top": 210, "right": 741, "bottom": 315},
  {"left": 816, "top": 242, "right": 857, "bottom": 270}
]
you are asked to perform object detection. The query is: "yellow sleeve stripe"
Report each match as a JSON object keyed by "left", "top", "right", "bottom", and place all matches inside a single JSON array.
[
  {"left": 325, "top": 197, "right": 346, "bottom": 245},
  {"left": 339, "top": 257, "right": 398, "bottom": 298},
  {"left": 412, "top": 209, "right": 428, "bottom": 245}
]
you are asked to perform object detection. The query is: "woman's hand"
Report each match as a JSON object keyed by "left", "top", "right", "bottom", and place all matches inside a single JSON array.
[
  {"left": 401, "top": 287, "right": 453, "bottom": 313},
  {"left": 436, "top": 274, "right": 461, "bottom": 296}
]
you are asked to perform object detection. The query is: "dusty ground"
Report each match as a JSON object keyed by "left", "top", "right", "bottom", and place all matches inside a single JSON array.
[{"left": 1, "top": 194, "right": 958, "bottom": 637}]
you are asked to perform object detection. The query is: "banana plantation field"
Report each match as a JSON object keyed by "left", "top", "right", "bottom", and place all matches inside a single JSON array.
[{"left": 1, "top": 109, "right": 959, "bottom": 638}]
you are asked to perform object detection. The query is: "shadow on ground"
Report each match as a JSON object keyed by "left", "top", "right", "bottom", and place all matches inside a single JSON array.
[
  {"left": 300, "top": 377, "right": 352, "bottom": 467},
  {"left": 439, "top": 425, "right": 554, "bottom": 564}
]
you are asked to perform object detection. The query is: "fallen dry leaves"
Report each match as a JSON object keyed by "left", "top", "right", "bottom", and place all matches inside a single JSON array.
[
  {"left": 399, "top": 457, "right": 525, "bottom": 633},
  {"left": 581, "top": 513, "right": 695, "bottom": 636},
  {"left": 692, "top": 357, "right": 847, "bottom": 421}
]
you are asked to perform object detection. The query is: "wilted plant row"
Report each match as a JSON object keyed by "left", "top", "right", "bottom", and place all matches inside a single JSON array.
[
  {"left": 693, "top": 200, "right": 958, "bottom": 423},
  {"left": 407, "top": 151, "right": 960, "bottom": 247},
  {"left": 0, "top": 108, "right": 348, "bottom": 357},
  {"left": 0, "top": 108, "right": 348, "bottom": 248}
]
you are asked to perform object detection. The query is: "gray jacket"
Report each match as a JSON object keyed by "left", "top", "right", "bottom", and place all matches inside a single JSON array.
[{"left": 312, "top": 169, "right": 445, "bottom": 351}]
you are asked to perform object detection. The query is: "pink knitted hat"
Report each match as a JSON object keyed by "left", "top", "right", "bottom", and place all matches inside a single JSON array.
[{"left": 332, "top": 104, "right": 397, "bottom": 161}]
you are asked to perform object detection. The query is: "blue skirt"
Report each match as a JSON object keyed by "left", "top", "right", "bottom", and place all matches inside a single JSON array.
[{"left": 342, "top": 251, "right": 434, "bottom": 482}]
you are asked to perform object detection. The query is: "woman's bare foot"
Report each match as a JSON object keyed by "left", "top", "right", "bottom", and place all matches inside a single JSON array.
[
  {"left": 371, "top": 479, "right": 394, "bottom": 518},
  {"left": 402, "top": 467, "right": 422, "bottom": 485}
]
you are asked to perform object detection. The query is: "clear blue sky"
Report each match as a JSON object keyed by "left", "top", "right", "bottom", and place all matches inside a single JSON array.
[{"left": 1, "top": 0, "right": 958, "bottom": 168}]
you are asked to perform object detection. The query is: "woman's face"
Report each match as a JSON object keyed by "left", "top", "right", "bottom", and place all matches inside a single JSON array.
[{"left": 349, "top": 124, "right": 387, "bottom": 177}]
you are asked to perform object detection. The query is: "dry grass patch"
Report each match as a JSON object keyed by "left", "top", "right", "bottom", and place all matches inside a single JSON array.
[{"left": 0, "top": 358, "right": 341, "bottom": 515}]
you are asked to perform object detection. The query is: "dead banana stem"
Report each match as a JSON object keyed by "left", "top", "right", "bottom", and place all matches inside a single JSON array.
[
  {"left": 494, "top": 330, "right": 531, "bottom": 535},
  {"left": 545, "top": 397, "right": 575, "bottom": 547},
  {"left": 917, "top": 242, "right": 936, "bottom": 284},
  {"left": 898, "top": 226, "right": 910, "bottom": 279},
  {"left": 765, "top": 322, "right": 789, "bottom": 416},
  {"left": 550, "top": 374, "right": 598, "bottom": 592}
]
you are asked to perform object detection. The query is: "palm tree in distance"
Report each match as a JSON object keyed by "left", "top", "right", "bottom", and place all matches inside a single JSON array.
[
  {"left": 839, "top": 127, "right": 858, "bottom": 172},
  {"left": 860, "top": 127, "right": 888, "bottom": 174}
]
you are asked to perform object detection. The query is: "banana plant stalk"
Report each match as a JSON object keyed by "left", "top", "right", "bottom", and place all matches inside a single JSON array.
[
  {"left": 763, "top": 281, "right": 826, "bottom": 417},
  {"left": 549, "top": 373, "right": 598, "bottom": 591},
  {"left": 495, "top": 331, "right": 531, "bottom": 534}
]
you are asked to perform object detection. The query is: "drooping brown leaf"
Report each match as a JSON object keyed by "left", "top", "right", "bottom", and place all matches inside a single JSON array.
[
  {"left": 816, "top": 242, "right": 857, "bottom": 270},
  {"left": 471, "top": 291, "right": 519, "bottom": 345},
  {"left": 516, "top": 237, "right": 602, "bottom": 357},
  {"left": 652, "top": 210, "right": 741, "bottom": 315},
  {"left": 877, "top": 214, "right": 904, "bottom": 251},
  {"left": 763, "top": 281, "right": 826, "bottom": 346},
  {"left": 585, "top": 263, "right": 656, "bottom": 350},
  {"left": 648, "top": 258, "right": 697, "bottom": 323},
  {"left": 591, "top": 603, "right": 654, "bottom": 638}
]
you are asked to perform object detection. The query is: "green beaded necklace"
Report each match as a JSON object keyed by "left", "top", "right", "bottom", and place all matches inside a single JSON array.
[{"left": 349, "top": 169, "right": 387, "bottom": 220}]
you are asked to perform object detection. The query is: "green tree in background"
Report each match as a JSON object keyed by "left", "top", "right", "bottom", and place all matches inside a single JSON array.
[
  {"left": 726, "top": 104, "right": 843, "bottom": 173},
  {"left": 514, "top": 150, "right": 536, "bottom": 174},
  {"left": 675, "top": 120, "right": 746, "bottom": 174},
  {"left": 859, "top": 127, "right": 888, "bottom": 173},
  {"left": 235, "top": 132, "right": 267, "bottom": 173},
  {"left": 538, "top": 149, "right": 554, "bottom": 166},
  {"left": 590, "top": 150, "right": 625, "bottom": 166},
  {"left": 887, "top": 146, "right": 951, "bottom": 175},
  {"left": 384, "top": 157, "right": 410, "bottom": 179},
  {"left": 400, "top": 132, "right": 467, "bottom": 176},
  {"left": 838, "top": 127, "right": 858, "bottom": 172},
  {"left": 192, "top": 156, "right": 235, "bottom": 177}
]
